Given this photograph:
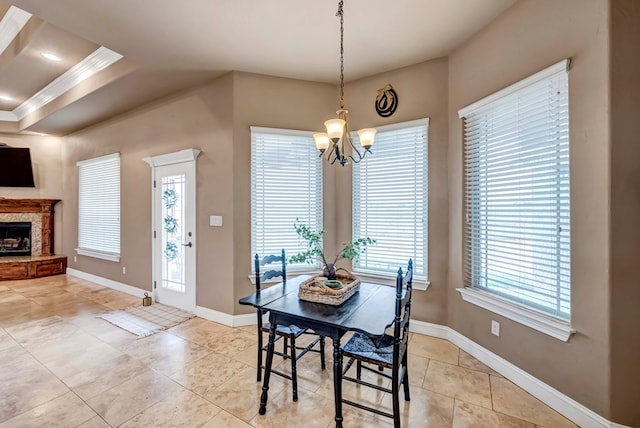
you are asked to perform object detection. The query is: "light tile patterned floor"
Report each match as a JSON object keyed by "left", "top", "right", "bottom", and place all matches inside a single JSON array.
[{"left": 0, "top": 275, "right": 579, "bottom": 427}]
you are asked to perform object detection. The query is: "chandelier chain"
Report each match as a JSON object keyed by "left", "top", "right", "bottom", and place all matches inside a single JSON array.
[
  {"left": 337, "top": 0, "right": 345, "bottom": 109},
  {"left": 313, "top": 0, "right": 374, "bottom": 166}
]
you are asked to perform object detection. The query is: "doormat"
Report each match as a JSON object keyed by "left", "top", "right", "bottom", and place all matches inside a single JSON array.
[{"left": 99, "top": 303, "right": 194, "bottom": 337}]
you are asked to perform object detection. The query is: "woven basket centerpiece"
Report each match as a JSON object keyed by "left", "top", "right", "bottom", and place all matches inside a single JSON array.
[{"left": 298, "top": 271, "right": 361, "bottom": 305}]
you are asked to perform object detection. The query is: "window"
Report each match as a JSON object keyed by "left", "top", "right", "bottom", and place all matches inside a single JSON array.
[
  {"left": 251, "top": 127, "right": 323, "bottom": 270},
  {"left": 77, "top": 153, "right": 121, "bottom": 262},
  {"left": 460, "top": 60, "right": 570, "bottom": 322},
  {"left": 352, "top": 119, "right": 429, "bottom": 280}
]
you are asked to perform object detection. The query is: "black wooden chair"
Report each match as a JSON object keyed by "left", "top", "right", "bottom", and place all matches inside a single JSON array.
[
  {"left": 340, "top": 259, "right": 413, "bottom": 428},
  {"left": 254, "top": 250, "right": 326, "bottom": 401}
]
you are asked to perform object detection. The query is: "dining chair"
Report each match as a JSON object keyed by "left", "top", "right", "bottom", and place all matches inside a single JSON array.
[
  {"left": 254, "top": 250, "right": 326, "bottom": 401},
  {"left": 340, "top": 259, "right": 413, "bottom": 428}
]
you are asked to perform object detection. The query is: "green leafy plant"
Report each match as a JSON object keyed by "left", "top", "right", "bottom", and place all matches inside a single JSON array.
[{"left": 289, "top": 221, "right": 375, "bottom": 279}]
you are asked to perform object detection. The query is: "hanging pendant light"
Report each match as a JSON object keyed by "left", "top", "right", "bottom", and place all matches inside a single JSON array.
[{"left": 313, "top": 0, "right": 375, "bottom": 166}]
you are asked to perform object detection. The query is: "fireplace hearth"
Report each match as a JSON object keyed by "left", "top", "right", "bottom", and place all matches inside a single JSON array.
[{"left": 0, "top": 222, "right": 32, "bottom": 257}]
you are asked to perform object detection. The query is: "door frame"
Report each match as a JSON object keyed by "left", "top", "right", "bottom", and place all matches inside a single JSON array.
[{"left": 143, "top": 149, "right": 200, "bottom": 311}]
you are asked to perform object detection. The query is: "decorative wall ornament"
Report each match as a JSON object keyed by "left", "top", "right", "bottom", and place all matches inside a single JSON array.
[
  {"left": 375, "top": 84, "right": 398, "bottom": 117},
  {"left": 164, "top": 241, "right": 178, "bottom": 261},
  {"left": 162, "top": 188, "right": 178, "bottom": 208},
  {"left": 163, "top": 216, "right": 178, "bottom": 233}
]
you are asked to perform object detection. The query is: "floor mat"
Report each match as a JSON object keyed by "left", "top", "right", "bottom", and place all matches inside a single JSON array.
[{"left": 98, "top": 303, "right": 194, "bottom": 337}]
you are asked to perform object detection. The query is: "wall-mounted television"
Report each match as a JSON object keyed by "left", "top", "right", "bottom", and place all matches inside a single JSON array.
[{"left": 0, "top": 146, "right": 36, "bottom": 187}]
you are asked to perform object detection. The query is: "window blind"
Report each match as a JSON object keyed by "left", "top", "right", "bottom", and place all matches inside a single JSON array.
[
  {"left": 352, "top": 119, "right": 429, "bottom": 279},
  {"left": 77, "top": 153, "right": 121, "bottom": 261},
  {"left": 251, "top": 127, "right": 323, "bottom": 270},
  {"left": 461, "top": 62, "right": 570, "bottom": 320}
]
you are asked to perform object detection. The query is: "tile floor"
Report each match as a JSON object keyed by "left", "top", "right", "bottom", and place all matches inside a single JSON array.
[{"left": 0, "top": 275, "right": 579, "bottom": 427}]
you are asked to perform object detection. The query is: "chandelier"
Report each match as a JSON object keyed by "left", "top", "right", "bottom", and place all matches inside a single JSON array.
[{"left": 313, "top": 0, "right": 376, "bottom": 166}]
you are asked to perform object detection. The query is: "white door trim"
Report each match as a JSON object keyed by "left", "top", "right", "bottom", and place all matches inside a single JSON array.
[
  {"left": 143, "top": 149, "right": 200, "bottom": 167},
  {"left": 144, "top": 149, "right": 200, "bottom": 311}
]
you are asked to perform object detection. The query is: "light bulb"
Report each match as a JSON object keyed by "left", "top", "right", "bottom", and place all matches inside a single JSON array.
[
  {"left": 314, "top": 133, "right": 330, "bottom": 153},
  {"left": 324, "top": 118, "right": 345, "bottom": 142},
  {"left": 357, "top": 128, "right": 376, "bottom": 149}
]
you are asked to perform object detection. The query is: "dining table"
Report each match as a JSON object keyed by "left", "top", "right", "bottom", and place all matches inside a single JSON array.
[{"left": 238, "top": 274, "right": 397, "bottom": 428}]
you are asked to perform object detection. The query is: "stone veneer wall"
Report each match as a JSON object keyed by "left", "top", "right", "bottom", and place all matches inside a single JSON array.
[{"left": 0, "top": 213, "right": 43, "bottom": 256}]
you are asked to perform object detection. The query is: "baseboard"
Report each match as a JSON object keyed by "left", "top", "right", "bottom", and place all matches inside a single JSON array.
[
  {"left": 61, "top": 269, "right": 629, "bottom": 428},
  {"left": 194, "top": 305, "right": 256, "bottom": 327},
  {"left": 410, "top": 320, "right": 630, "bottom": 428},
  {"left": 66, "top": 268, "right": 148, "bottom": 299}
]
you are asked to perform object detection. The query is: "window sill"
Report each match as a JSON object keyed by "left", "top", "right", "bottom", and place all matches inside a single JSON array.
[
  {"left": 247, "top": 269, "right": 318, "bottom": 286},
  {"left": 456, "top": 287, "right": 575, "bottom": 342},
  {"left": 352, "top": 270, "right": 430, "bottom": 291},
  {"left": 247, "top": 270, "right": 429, "bottom": 291},
  {"left": 76, "top": 248, "right": 120, "bottom": 262}
]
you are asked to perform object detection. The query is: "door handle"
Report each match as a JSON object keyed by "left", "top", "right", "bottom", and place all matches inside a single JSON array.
[{"left": 182, "top": 242, "right": 192, "bottom": 248}]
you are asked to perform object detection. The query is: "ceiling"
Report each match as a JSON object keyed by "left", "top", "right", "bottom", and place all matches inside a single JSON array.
[{"left": 0, "top": 0, "right": 516, "bottom": 136}]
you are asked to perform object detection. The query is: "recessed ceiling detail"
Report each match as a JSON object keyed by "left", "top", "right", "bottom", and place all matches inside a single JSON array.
[
  {"left": 0, "top": 5, "right": 30, "bottom": 55},
  {"left": 1, "top": 0, "right": 516, "bottom": 136},
  {"left": 9, "top": 46, "right": 123, "bottom": 121},
  {"left": 0, "top": 3, "right": 126, "bottom": 133}
]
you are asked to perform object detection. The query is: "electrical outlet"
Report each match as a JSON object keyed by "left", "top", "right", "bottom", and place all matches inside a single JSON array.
[
  {"left": 491, "top": 320, "right": 500, "bottom": 336},
  {"left": 73, "top": 256, "right": 77, "bottom": 263},
  {"left": 122, "top": 267, "right": 126, "bottom": 275}
]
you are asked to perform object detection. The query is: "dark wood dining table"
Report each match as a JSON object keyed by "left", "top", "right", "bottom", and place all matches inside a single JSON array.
[{"left": 238, "top": 275, "right": 397, "bottom": 428}]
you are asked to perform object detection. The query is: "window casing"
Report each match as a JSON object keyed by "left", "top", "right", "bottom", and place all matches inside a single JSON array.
[
  {"left": 352, "top": 119, "right": 429, "bottom": 280},
  {"left": 460, "top": 60, "right": 570, "bottom": 321},
  {"left": 251, "top": 127, "right": 323, "bottom": 271},
  {"left": 77, "top": 153, "right": 121, "bottom": 262}
]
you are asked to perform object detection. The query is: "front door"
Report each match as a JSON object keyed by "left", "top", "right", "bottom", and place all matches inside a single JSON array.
[{"left": 144, "top": 149, "right": 200, "bottom": 312}]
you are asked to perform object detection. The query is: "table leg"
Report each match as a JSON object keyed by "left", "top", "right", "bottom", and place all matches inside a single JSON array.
[
  {"left": 259, "top": 322, "right": 277, "bottom": 415},
  {"left": 332, "top": 336, "right": 343, "bottom": 428}
]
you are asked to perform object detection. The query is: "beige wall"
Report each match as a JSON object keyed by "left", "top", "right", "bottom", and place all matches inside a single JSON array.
[
  {"left": 0, "top": 134, "right": 64, "bottom": 253},
  {"left": 448, "top": 0, "right": 611, "bottom": 419},
  {"left": 6, "top": 0, "right": 635, "bottom": 422},
  {"left": 338, "top": 58, "right": 450, "bottom": 324},
  {"left": 231, "top": 72, "right": 337, "bottom": 313},
  {"left": 59, "top": 71, "right": 337, "bottom": 315},
  {"left": 61, "top": 74, "right": 236, "bottom": 311},
  {"left": 610, "top": 0, "right": 640, "bottom": 425}
]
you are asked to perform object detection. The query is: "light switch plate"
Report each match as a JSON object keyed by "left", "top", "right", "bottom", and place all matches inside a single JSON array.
[
  {"left": 209, "top": 215, "right": 223, "bottom": 227},
  {"left": 491, "top": 320, "right": 500, "bottom": 336}
]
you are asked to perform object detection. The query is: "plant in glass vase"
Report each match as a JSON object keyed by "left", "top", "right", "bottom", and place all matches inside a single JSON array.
[{"left": 289, "top": 221, "right": 375, "bottom": 280}]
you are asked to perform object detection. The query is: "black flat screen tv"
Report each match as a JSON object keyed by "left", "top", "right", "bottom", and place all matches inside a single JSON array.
[{"left": 0, "top": 147, "right": 35, "bottom": 187}]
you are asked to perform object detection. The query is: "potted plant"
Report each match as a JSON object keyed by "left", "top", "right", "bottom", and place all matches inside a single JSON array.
[{"left": 289, "top": 221, "right": 375, "bottom": 280}]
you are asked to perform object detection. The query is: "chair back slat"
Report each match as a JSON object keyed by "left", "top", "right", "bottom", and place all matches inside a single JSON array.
[
  {"left": 392, "top": 259, "right": 413, "bottom": 367},
  {"left": 255, "top": 249, "right": 286, "bottom": 292}
]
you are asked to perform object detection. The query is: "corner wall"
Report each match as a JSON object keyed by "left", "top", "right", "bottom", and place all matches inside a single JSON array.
[
  {"left": 448, "top": 0, "right": 611, "bottom": 418},
  {"left": 231, "top": 72, "right": 337, "bottom": 313},
  {"left": 61, "top": 74, "right": 236, "bottom": 313},
  {"left": 339, "top": 58, "right": 450, "bottom": 325},
  {"left": 610, "top": 0, "right": 640, "bottom": 425}
]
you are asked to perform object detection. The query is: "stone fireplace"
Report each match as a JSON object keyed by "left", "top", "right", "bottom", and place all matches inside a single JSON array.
[
  {"left": 0, "top": 198, "right": 66, "bottom": 280},
  {"left": 0, "top": 198, "right": 58, "bottom": 256}
]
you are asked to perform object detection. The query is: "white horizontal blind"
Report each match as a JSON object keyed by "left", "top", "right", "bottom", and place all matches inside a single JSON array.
[
  {"left": 251, "top": 127, "right": 322, "bottom": 270},
  {"left": 461, "top": 65, "right": 570, "bottom": 320},
  {"left": 352, "top": 119, "right": 428, "bottom": 278},
  {"left": 77, "top": 153, "right": 121, "bottom": 259}
]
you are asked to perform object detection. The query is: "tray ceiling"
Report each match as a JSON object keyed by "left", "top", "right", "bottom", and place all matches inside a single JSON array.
[{"left": 1, "top": 0, "right": 516, "bottom": 136}]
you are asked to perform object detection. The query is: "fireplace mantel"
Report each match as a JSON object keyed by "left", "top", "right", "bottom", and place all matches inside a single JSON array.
[
  {"left": 0, "top": 198, "right": 60, "bottom": 256},
  {"left": 0, "top": 198, "right": 61, "bottom": 214}
]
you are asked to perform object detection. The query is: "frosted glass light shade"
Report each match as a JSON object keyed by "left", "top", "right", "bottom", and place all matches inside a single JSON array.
[
  {"left": 314, "top": 133, "right": 330, "bottom": 152},
  {"left": 325, "top": 118, "right": 345, "bottom": 141},
  {"left": 357, "top": 128, "right": 376, "bottom": 149}
]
